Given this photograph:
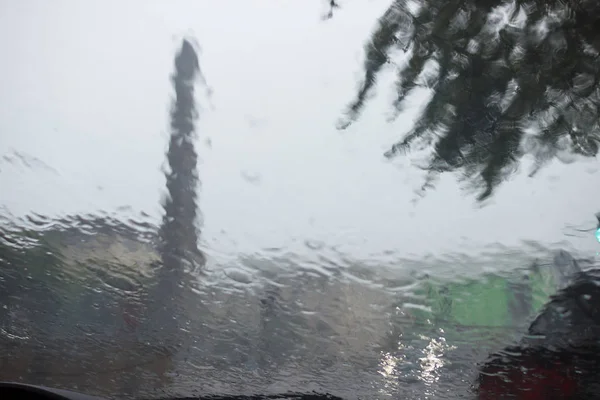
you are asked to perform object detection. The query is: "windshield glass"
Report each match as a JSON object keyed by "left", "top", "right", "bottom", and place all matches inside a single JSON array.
[{"left": 1, "top": 1, "right": 599, "bottom": 399}]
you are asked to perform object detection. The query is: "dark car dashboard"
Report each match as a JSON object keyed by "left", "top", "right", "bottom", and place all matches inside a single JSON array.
[{"left": 0, "top": 383, "right": 344, "bottom": 400}]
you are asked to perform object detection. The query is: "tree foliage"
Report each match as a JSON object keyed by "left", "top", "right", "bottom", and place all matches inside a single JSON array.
[
  {"left": 339, "top": 0, "right": 600, "bottom": 200},
  {"left": 159, "top": 39, "right": 206, "bottom": 274}
]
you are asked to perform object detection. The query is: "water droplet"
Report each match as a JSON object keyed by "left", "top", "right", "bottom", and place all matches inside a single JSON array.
[{"left": 240, "top": 170, "right": 261, "bottom": 185}]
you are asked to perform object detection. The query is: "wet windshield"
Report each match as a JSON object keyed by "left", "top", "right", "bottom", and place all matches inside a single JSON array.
[{"left": 1, "top": 1, "right": 600, "bottom": 399}]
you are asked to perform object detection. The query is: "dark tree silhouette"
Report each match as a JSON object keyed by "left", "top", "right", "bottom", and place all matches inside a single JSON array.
[
  {"left": 339, "top": 0, "right": 600, "bottom": 200},
  {"left": 160, "top": 39, "right": 206, "bottom": 274},
  {"left": 150, "top": 39, "right": 206, "bottom": 353}
]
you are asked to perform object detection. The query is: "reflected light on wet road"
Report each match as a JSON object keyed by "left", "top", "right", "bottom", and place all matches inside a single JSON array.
[{"left": 419, "top": 332, "right": 456, "bottom": 398}]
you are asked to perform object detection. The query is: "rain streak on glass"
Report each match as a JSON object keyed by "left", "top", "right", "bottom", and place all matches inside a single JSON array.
[{"left": 1, "top": 1, "right": 600, "bottom": 400}]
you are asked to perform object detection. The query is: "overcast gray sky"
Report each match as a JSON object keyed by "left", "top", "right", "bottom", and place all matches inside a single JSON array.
[{"left": 1, "top": 0, "right": 599, "bottom": 266}]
